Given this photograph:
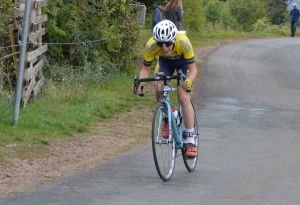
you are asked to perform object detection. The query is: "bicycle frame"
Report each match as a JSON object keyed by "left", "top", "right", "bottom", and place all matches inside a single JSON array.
[
  {"left": 159, "top": 82, "right": 184, "bottom": 149},
  {"left": 133, "top": 69, "right": 187, "bottom": 149}
]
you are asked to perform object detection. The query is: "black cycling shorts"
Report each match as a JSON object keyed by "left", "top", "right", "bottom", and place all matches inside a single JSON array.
[{"left": 158, "top": 55, "right": 188, "bottom": 85}]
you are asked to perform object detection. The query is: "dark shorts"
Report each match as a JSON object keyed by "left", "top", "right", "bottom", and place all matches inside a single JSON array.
[
  {"left": 158, "top": 56, "right": 188, "bottom": 86},
  {"left": 158, "top": 55, "right": 188, "bottom": 77},
  {"left": 157, "top": 55, "right": 188, "bottom": 86}
]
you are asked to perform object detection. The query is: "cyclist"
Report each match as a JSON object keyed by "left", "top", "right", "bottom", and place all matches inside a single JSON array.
[{"left": 135, "top": 20, "right": 197, "bottom": 157}]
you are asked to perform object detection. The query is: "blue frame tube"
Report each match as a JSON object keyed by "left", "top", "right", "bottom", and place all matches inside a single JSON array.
[{"left": 162, "top": 85, "right": 183, "bottom": 148}]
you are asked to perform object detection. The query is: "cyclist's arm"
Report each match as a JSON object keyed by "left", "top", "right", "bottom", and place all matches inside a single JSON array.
[
  {"left": 139, "top": 65, "right": 151, "bottom": 83},
  {"left": 187, "top": 63, "right": 197, "bottom": 83},
  {"left": 135, "top": 65, "right": 151, "bottom": 95},
  {"left": 178, "top": 35, "right": 197, "bottom": 84}
]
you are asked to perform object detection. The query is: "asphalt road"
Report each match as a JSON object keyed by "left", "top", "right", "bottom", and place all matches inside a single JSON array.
[{"left": 2, "top": 37, "right": 300, "bottom": 205}]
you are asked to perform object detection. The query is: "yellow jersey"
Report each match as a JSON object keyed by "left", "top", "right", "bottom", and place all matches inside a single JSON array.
[{"left": 143, "top": 33, "right": 195, "bottom": 67}]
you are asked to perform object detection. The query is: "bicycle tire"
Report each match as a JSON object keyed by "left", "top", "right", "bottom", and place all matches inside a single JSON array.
[
  {"left": 182, "top": 100, "right": 199, "bottom": 172},
  {"left": 152, "top": 102, "right": 176, "bottom": 181}
]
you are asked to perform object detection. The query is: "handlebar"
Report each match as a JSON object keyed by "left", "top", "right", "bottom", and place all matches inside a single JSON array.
[{"left": 133, "top": 70, "right": 190, "bottom": 97}]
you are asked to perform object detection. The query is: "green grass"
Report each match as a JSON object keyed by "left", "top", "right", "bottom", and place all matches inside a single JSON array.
[{"left": 0, "top": 75, "right": 155, "bottom": 146}]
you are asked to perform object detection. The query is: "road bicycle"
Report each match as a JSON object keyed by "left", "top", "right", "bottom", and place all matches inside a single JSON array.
[{"left": 133, "top": 70, "right": 199, "bottom": 181}]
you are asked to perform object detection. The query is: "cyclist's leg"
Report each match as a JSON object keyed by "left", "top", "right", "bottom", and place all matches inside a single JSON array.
[
  {"left": 175, "top": 57, "right": 197, "bottom": 156},
  {"left": 160, "top": 56, "right": 194, "bottom": 133},
  {"left": 154, "top": 57, "right": 175, "bottom": 102},
  {"left": 182, "top": 100, "right": 198, "bottom": 171},
  {"left": 174, "top": 57, "right": 194, "bottom": 134},
  {"left": 178, "top": 88, "right": 194, "bottom": 131}
]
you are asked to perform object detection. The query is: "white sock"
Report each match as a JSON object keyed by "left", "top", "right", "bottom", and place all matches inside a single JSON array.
[
  {"left": 185, "top": 129, "right": 194, "bottom": 133},
  {"left": 185, "top": 129, "right": 195, "bottom": 145}
]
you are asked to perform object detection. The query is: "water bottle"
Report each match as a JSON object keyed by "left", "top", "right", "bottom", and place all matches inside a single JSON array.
[{"left": 172, "top": 107, "right": 180, "bottom": 126}]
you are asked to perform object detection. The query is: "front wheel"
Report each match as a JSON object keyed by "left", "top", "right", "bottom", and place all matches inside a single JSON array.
[
  {"left": 152, "top": 102, "right": 176, "bottom": 181},
  {"left": 182, "top": 100, "right": 199, "bottom": 172}
]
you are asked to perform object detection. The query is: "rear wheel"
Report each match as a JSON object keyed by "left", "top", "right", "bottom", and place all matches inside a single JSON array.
[
  {"left": 152, "top": 102, "right": 176, "bottom": 181},
  {"left": 182, "top": 100, "right": 199, "bottom": 172}
]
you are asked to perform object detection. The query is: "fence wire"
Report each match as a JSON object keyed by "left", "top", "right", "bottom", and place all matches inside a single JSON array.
[{"left": 0, "top": 31, "right": 132, "bottom": 50}]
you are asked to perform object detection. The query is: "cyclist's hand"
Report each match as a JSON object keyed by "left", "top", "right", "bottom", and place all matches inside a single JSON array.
[
  {"left": 135, "top": 85, "right": 144, "bottom": 96},
  {"left": 135, "top": 86, "right": 142, "bottom": 95},
  {"left": 185, "top": 79, "right": 192, "bottom": 92}
]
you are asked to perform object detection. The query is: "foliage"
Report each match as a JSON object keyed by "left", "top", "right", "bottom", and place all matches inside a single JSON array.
[
  {"left": 0, "top": 0, "right": 14, "bottom": 61},
  {"left": 43, "top": 0, "right": 141, "bottom": 76},
  {"left": 279, "top": 21, "right": 295, "bottom": 36},
  {"left": 228, "top": 0, "right": 267, "bottom": 31},
  {"left": 253, "top": 17, "right": 270, "bottom": 32},
  {"left": 0, "top": 0, "right": 17, "bottom": 96},
  {"left": 203, "top": 0, "right": 210, "bottom": 6},
  {"left": 0, "top": 0, "right": 14, "bottom": 40},
  {"left": 203, "top": 0, "right": 238, "bottom": 29},
  {"left": 204, "top": 0, "right": 222, "bottom": 24},
  {"left": 262, "top": 0, "right": 289, "bottom": 24},
  {"left": 261, "top": 25, "right": 285, "bottom": 36},
  {"left": 219, "top": 2, "right": 239, "bottom": 29},
  {"left": 283, "top": 10, "right": 291, "bottom": 23},
  {"left": 182, "top": 0, "right": 207, "bottom": 31}
]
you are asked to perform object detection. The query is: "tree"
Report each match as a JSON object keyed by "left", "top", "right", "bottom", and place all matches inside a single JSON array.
[
  {"left": 219, "top": 2, "right": 238, "bottom": 29},
  {"left": 182, "top": 0, "right": 206, "bottom": 31},
  {"left": 203, "top": 0, "right": 210, "bottom": 6},
  {"left": 263, "top": 0, "right": 289, "bottom": 24},
  {"left": 203, "top": 0, "right": 238, "bottom": 29},
  {"left": 0, "top": 0, "right": 14, "bottom": 47},
  {"left": 43, "top": 0, "right": 140, "bottom": 74},
  {"left": 228, "top": 0, "right": 267, "bottom": 31},
  {"left": 204, "top": 0, "right": 222, "bottom": 24}
]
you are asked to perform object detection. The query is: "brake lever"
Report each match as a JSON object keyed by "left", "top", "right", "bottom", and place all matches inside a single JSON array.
[
  {"left": 133, "top": 75, "right": 144, "bottom": 97},
  {"left": 178, "top": 70, "right": 191, "bottom": 92},
  {"left": 178, "top": 69, "right": 185, "bottom": 88},
  {"left": 133, "top": 75, "right": 138, "bottom": 94}
]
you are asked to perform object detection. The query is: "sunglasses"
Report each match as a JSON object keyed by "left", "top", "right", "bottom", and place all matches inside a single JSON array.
[{"left": 156, "top": 41, "right": 174, "bottom": 47}]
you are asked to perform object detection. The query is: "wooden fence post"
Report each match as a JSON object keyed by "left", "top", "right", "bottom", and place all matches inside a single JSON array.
[{"left": 14, "top": 0, "right": 48, "bottom": 108}]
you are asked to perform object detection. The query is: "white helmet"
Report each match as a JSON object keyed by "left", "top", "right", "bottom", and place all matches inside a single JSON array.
[{"left": 153, "top": 20, "right": 178, "bottom": 42}]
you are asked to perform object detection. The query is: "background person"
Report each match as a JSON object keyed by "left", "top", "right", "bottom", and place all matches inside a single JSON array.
[
  {"left": 165, "top": 0, "right": 183, "bottom": 30},
  {"left": 152, "top": 1, "right": 168, "bottom": 31},
  {"left": 290, "top": 3, "right": 300, "bottom": 37}
]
